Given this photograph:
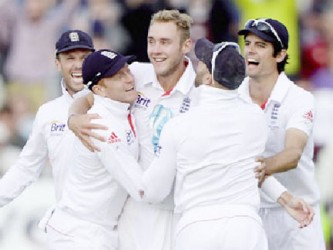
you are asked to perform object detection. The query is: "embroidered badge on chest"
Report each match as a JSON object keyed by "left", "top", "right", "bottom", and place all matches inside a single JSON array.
[
  {"left": 269, "top": 103, "right": 280, "bottom": 128},
  {"left": 179, "top": 96, "right": 191, "bottom": 113}
]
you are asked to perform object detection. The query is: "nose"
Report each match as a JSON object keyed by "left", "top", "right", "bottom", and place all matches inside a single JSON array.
[
  {"left": 148, "top": 42, "right": 161, "bottom": 54},
  {"left": 74, "top": 58, "right": 84, "bottom": 69},
  {"left": 124, "top": 71, "right": 134, "bottom": 83}
]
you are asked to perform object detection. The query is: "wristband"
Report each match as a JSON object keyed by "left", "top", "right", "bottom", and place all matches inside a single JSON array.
[{"left": 261, "top": 176, "right": 287, "bottom": 201}]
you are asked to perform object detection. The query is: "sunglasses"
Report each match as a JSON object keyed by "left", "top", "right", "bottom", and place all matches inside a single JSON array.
[
  {"left": 211, "top": 42, "right": 240, "bottom": 76},
  {"left": 244, "top": 19, "right": 284, "bottom": 49}
]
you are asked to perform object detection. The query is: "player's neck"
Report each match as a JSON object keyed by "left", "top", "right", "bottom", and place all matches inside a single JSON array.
[
  {"left": 157, "top": 63, "right": 186, "bottom": 92},
  {"left": 248, "top": 72, "right": 279, "bottom": 106}
]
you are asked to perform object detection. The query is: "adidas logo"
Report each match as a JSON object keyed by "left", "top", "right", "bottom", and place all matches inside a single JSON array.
[
  {"left": 303, "top": 111, "right": 313, "bottom": 122},
  {"left": 107, "top": 132, "right": 121, "bottom": 144}
]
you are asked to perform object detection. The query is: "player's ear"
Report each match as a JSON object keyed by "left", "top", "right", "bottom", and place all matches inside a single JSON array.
[
  {"left": 182, "top": 38, "right": 192, "bottom": 54},
  {"left": 55, "top": 57, "right": 61, "bottom": 72}
]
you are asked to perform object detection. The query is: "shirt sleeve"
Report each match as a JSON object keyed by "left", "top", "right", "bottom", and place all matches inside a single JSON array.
[
  {"left": 142, "top": 121, "right": 177, "bottom": 203},
  {"left": 286, "top": 92, "right": 314, "bottom": 136},
  {"left": 95, "top": 131, "right": 144, "bottom": 201},
  {"left": 0, "top": 109, "right": 48, "bottom": 207}
]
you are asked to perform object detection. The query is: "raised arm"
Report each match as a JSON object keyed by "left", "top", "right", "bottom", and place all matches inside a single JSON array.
[{"left": 68, "top": 93, "right": 107, "bottom": 152}]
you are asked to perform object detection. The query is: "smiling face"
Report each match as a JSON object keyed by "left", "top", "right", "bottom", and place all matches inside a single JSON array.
[
  {"left": 56, "top": 49, "right": 92, "bottom": 96},
  {"left": 243, "top": 33, "right": 281, "bottom": 81},
  {"left": 147, "top": 21, "right": 191, "bottom": 79},
  {"left": 93, "top": 64, "right": 137, "bottom": 104}
]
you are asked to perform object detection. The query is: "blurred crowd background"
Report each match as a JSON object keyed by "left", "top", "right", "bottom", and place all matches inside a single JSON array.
[{"left": 0, "top": 0, "right": 333, "bottom": 249}]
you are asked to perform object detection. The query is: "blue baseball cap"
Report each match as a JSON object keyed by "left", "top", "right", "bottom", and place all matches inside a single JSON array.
[
  {"left": 238, "top": 18, "right": 289, "bottom": 49},
  {"left": 82, "top": 49, "right": 136, "bottom": 90},
  {"left": 195, "top": 38, "right": 245, "bottom": 90},
  {"left": 55, "top": 30, "right": 95, "bottom": 55}
]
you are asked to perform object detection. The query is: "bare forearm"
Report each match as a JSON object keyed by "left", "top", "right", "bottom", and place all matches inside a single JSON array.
[{"left": 265, "top": 148, "right": 302, "bottom": 175}]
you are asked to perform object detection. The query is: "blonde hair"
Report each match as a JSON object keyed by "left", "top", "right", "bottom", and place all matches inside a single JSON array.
[{"left": 150, "top": 9, "right": 193, "bottom": 43}]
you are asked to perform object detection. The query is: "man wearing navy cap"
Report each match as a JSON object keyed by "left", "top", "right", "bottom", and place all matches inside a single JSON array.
[
  {"left": 131, "top": 39, "right": 268, "bottom": 250},
  {"left": 238, "top": 18, "right": 325, "bottom": 250},
  {"left": 46, "top": 49, "right": 144, "bottom": 249},
  {"left": 0, "top": 29, "right": 95, "bottom": 245}
]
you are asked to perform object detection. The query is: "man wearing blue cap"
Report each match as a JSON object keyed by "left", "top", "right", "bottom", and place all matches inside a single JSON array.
[
  {"left": 0, "top": 29, "right": 95, "bottom": 241},
  {"left": 46, "top": 49, "right": 144, "bottom": 249},
  {"left": 238, "top": 18, "right": 325, "bottom": 250}
]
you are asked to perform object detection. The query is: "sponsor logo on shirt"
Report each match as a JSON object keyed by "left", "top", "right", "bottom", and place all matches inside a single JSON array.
[
  {"left": 303, "top": 110, "right": 313, "bottom": 122},
  {"left": 49, "top": 121, "right": 66, "bottom": 136},
  {"left": 126, "top": 130, "right": 135, "bottom": 145},
  {"left": 179, "top": 96, "right": 191, "bottom": 113},
  {"left": 107, "top": 132, "right": 121, "bottom": 144},
  {"left": 134, "top": 92, "right": 151, "bottom": 109}
]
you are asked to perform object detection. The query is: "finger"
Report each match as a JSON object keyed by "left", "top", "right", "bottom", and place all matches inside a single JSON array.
[
  {"left": 82, "top": 138, "right": 101, "bottom": 152},
  {"left": 87, "top": 113, "right": 102, "bottom": 120},
  {"left": 87, "top": 123, "right": 108, "bottom": 131}
]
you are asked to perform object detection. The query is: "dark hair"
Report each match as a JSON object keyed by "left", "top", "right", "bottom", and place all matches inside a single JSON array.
[{"left": 272, "top": 41, "right": 288, "bottom": 73}]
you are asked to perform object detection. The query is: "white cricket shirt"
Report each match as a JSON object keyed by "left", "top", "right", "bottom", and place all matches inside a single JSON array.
[
  {"left": 0, "top": 85, "right": 89, "bottom": 206},
  {"left": 51, "top": 95, "right": 143, "bottom": 229},
  {"left": 239, "top": 72, "right": 321, "bottom": 207},
  {"left": 142, "top": 85, "right": 268, "bottom": 214}
]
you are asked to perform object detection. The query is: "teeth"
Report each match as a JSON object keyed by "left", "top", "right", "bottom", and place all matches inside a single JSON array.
[
  {"left": 154, "top": 58, "right": 164, "bottom": 62},
  {"left": 72, "top": 72, "right": 82, "bottom": 77},
  {"left": 248, "top": 58, "right": 259, "bottom": 65}
]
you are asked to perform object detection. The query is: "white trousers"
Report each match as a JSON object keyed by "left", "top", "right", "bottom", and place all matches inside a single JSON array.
[
  {"left": 46, "top": 208, "right": 118, "bottom": 250},
  {"left": 175, "top": 216, "right": 268, "bottom": 250},
  {"left": 118, "top": 198, "right": 175, "bottom": 250},
  {"left": 259, "top": 204, "right": 326, "bottom": 250}
]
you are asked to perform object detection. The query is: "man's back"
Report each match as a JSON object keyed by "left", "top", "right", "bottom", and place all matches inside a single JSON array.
[{"left": 167, "top": 85, "right": 267, "bottom": 212}]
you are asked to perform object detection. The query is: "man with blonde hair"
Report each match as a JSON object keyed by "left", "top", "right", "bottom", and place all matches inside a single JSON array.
[{"left": 68, "top": 9, "right": 197, "bottom": 250}]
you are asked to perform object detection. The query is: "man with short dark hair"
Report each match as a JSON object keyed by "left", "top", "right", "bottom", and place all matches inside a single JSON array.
[
  {"left": 238, "top": 18, "right": 326, "bottom": 250},
  {"left": 0, "top": 29, "right": 95, "bottom": 241}
]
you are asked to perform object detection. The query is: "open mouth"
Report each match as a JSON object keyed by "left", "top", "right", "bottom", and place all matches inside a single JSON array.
[
  {"left": 71, "top": 72, "right": 82, "bottom": 78},
  {"left": 247, "top": 58, "right": 259, "bottom": 66}
]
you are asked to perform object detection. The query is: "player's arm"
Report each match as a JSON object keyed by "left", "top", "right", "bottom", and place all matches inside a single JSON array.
[
  {"left": 141, "top": 122, "right": 177, "bottom": 203},
  {"left": 68, "top": 93, "right": 107, "bottom": 152},
  {"left": 92, "top": 119, "right": 143, "bottom": 200},
  {"left": 0, "top": 109, "right": 48, "bottom": 207},
  {"left": 261, "top": 176, "right": 314, "bottom": 228},
  {"left": 260, "top": 128, "right": 307, "bottom": 176}
]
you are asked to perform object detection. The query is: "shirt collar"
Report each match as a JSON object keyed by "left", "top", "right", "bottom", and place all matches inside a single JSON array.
[
  {"left": 238, "top": 72, "right": 293, "bottom": 105},
  {"left": 143, "top": 56, "right": 196, "bottom": 96},
  {"left": 62, "top": 79, "right": 90, "bottom": 102},
  {"left": 197, "top": 85, "right": 239, "bottom": 104},
  {"left": 94, "top": 94, "right": 130, "bottom": 118},
  {"left": 269, "top": 72, "right": 292, "bottom": 105}
]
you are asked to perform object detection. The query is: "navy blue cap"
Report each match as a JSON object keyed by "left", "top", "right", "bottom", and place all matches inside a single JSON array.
[
  {"left": 55, "top": 30, "right": 95, "bottom": 55},
  {"left": 195, "top": 38, "right": 245, "bottom": 90},
  {"left": 82, "top": 49, "right": 136, "bottom": 90},
  {"left": 238, "top": 18, "right": 289, "bottom": 49}
]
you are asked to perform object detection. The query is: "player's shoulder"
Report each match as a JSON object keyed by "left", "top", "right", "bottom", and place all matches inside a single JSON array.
[{"left": 36, "top": 95, "right": 66, "bottom": 116}]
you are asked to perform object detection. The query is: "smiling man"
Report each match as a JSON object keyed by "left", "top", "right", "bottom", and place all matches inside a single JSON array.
[
  {"left": 0, "top": 29, "right": 95, "bottom": 244},
  {"left": 46, "top": 49, "right": 144, "bottom": 249},
  {"left": 238, "top": 18, "right": 325, "bottom": 250}
]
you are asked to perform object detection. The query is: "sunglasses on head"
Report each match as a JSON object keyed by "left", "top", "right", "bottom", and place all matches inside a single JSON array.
[
  {"left": 244, "top": 19, "right": 284, "bottom": 49},
  {"left": 211, "top": 42, "right": 240, "bottom": 76}
]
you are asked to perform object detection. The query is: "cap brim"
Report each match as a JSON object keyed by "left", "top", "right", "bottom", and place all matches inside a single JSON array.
[
  {"left": 56, "top": 45, "right": 95, "bottom": 54},
  {"left": 103, "top": 55, "right": 137, "bottom": 78},
  {"left": 195, "top": 38, "right": 214, "bottom": 70},
  {"left": 238, "top": 28, "right": 275, "bottom": 43}
]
